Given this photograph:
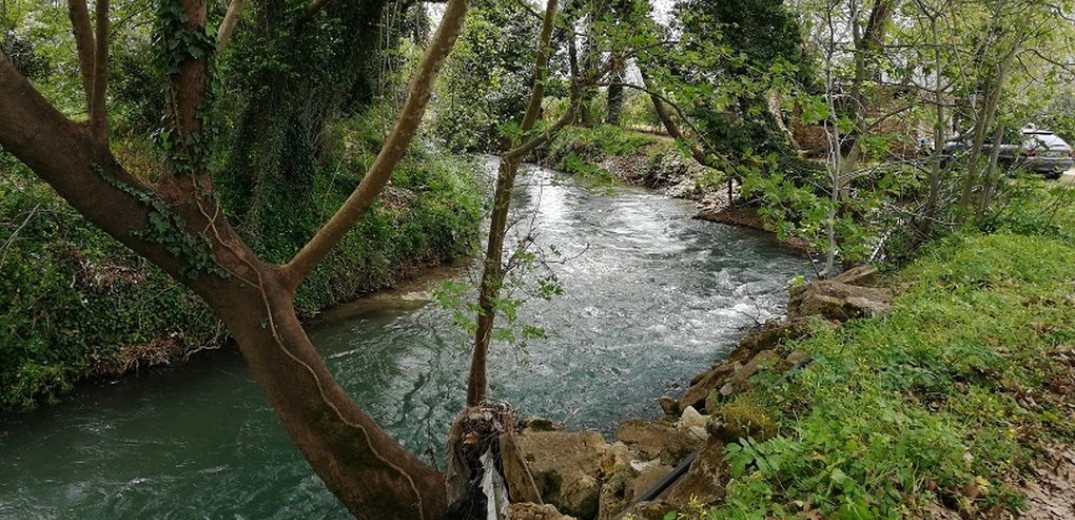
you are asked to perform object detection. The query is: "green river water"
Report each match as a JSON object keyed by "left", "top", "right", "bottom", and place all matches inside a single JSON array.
[{"left": 0, "top": 165, "right": 808, "bottom": 519}]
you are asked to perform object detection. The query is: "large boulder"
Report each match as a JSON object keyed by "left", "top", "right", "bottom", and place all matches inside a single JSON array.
[
  {"left": 664, "top": 438, "right": 727, "bottom": 507},
  {"left": 615, "top": 419, "right": 703, "bottom": 465},
  {"left": 787, "top": 280, "right": 893, "bottom": 322},
  {"left": 596, "top": 461, "right": 673, "bottom": 520},
  {"left": 516, "top": 430, "right": 609, "bottom": 519}
]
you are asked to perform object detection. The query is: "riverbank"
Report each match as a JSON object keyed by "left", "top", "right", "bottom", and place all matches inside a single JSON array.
[
  {"left": 0, "top": 142, "right": 483, "bottom": 411},
  {"left": 536, "top": 125, "right": 813, "bottom": 252},
  {"left": 498, "top": 127, "right": 1075, "bottom": 518},
  {"left": 502, "top": 226, "right": 1075, "bottom": 519}
]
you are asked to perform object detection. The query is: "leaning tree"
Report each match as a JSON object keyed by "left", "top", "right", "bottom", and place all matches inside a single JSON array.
[{"left": 0, "top": 0, "right": 471, "bottom": 517}]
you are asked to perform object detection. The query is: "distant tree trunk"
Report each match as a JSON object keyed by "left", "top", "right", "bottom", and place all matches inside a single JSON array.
[
  {"left": 976, "top": 125, "right": 1005, "bottom": 220},
  {"left": 924, "top": 3, "right": 945, "bottom": 217},
  {"left": 958, "top": 24, "right": 1023, "bottom": 216},
  {"left": 218, "top": 0, "right": 389, "bottom": 249},
  {"left": 606, "top": 55, "right": 624, "bottom": 126}
]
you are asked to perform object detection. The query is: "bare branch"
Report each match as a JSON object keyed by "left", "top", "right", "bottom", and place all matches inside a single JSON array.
[
  {"left": 66, "top": 0, "right": 96, "bottom": 117},
  {"left": 90, "top": 0, "right": 110, "bottom": 141},
  {"left": 283, "top": 0, "right": 472, "bottom": 288},
  {"left": 216, "top": 0, "right": 245, "bottom": 54}
]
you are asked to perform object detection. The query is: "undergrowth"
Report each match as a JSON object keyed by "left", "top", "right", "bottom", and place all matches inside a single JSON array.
[
  {"left": 0, "top": 110, "right": 483, "bottom": 411},
  {"left": 709, "top": 229, "right": 1075, "bottom": 518}
]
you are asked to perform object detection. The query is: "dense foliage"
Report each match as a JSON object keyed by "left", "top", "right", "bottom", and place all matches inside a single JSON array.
[
  {"left": 0, "top": 0, "right": 483, "bottom": 410},
  {"left": 433, "top": 0, "right": 539, "bottom": 152}
]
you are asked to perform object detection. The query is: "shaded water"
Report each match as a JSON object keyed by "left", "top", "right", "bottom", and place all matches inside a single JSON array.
[{"left": 0, "top": 165, "right": 808, "bottom": 519}]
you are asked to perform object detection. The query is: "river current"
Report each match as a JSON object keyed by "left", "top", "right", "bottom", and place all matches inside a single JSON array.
[{"left": 0, "top": 164, "right": 807, "bottom": 519}]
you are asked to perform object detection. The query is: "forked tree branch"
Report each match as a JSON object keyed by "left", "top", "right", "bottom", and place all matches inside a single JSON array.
[
  {"left": 66, "top": 0, "right": 96, "bottom": 117},
  {"left": 90, "top": 0, "right": 110, "bottom": 141},
  {"left": 283, "top": 0, "right": 471, "bottom": 289},
  {"left": 503, "top": 106, "right": 576, "bottom": 161},
  {"left": 216, "top": 0, "right": 245, "bottom": 53}
]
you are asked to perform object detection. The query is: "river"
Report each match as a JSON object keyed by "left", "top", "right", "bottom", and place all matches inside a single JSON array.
[{"left": 0, "top": 164, "right": 808, "bottom": 519}]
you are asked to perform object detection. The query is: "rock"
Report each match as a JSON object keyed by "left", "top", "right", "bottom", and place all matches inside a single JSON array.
[
  {"left": 524, "top": 416, "right": 561, "bottom": 432},
  {"left": 679, "top": 406, "right": 708, "bottom": 429},
  {"left": 704, "top": 389, "right": 720, "bottom": 416},
  {"left": 617, "top": 500, "right": 678, "bottom": 520},
  {"left": 501, "top": 432, "right": 544, "bottom": 504},
  {"left": 717, "top": 350, "right": 781, "bottom": 400},
  {"left": 664, "top": 438, "right": 727, "bottom": 507},
  {"left": 599, "top": 442, "right": 634, "bottom": 475},
  {"left": 733, "top": 320, "right": 811, "bottom": 362},
  {"left": 778, "top": 350, "right": 812, "bottom": 373},
  {"left": 788, "top": 280, "right": 894, "bottom": 322},
  {"left": 687, "top": 425, "right": 709, "bottom": 442},
  {"left": 616, "top": 419, "right": 703, "bottom": 465},
  {"left": 831, "top": 265, "right": 881, "bottom": 287},
  {"left": 659, "top": 396, "right": 680, "bottom": 417},
  {"left": 680, "top": 320, "right": 811, "bottom": 412},
  {"left": 679, "top": 363, "right": 735, "bottom": 412},
  {"left": 506, "top": 503, "right": 578, "bottom": 520},
  {"left": 631, "top": 462, "right": 674, "bottom": 502},
  {"left": 597, "top": 469, "right": 632, "bottom": 520},
  {"left": 516, "top": 430, "right": 609, "bottom": 519}
]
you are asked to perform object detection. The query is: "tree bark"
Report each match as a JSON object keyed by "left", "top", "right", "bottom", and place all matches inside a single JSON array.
[
  {"left": 606, "top": 55, "right": 624, "bottom": 126},
  {"left": 89, "top": 0, "right": 109, "bottom": 141},
  {"left": 216, "top": 0, "right": 246, "bottom": 53},
  {"left": 66, "top": 0, "right": 95, "bottom": 116},
  {"left": 976, "top": 125, "right": 1004, "bottom": 220}
]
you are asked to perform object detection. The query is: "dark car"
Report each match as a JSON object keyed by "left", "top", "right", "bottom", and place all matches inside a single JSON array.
[{"left": 942, "top": 126, "right": 1074, "bottom": 179}]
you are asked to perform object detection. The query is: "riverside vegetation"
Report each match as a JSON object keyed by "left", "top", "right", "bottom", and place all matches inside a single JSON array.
[
  {"left": 0, "top": 120, "right": 482, "bottom": 410},
  {"left": 2, "top": 0, "right": 1075, "bottom": 518},
  {"left": 491, "top": 135, "right": 1075, "bottom": 520}
]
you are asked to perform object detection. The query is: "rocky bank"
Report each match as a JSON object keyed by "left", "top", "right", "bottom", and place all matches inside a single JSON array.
[{"left": 494, "top": 267, "right": 894, "bottom": 520}]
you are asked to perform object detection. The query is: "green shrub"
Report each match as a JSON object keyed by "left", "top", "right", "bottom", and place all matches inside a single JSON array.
[{"left": 0, "top": 166, "right": 222, "bottom": 410}]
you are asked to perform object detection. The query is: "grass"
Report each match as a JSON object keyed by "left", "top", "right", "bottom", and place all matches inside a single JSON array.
[{"left": 707, "top": 229, "right": 1075, "bottom": 518}]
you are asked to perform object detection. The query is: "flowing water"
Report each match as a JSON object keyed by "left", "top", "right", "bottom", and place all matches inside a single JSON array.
[{"left": 0, "top": 164, "right": 808, "bottom": 519}]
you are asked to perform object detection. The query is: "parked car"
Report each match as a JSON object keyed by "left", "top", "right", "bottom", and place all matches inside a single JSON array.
[{"left": 941, "top": 125, "right": 1074, "bottom": 179}]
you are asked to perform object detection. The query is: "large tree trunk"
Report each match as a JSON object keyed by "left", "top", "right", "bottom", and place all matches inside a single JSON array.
[
  {"left": 1, "top": 0, "right": 473, "bottom": 512},
  {"left": 0, "top": 54, "right": 447, "bottom": 519}
]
